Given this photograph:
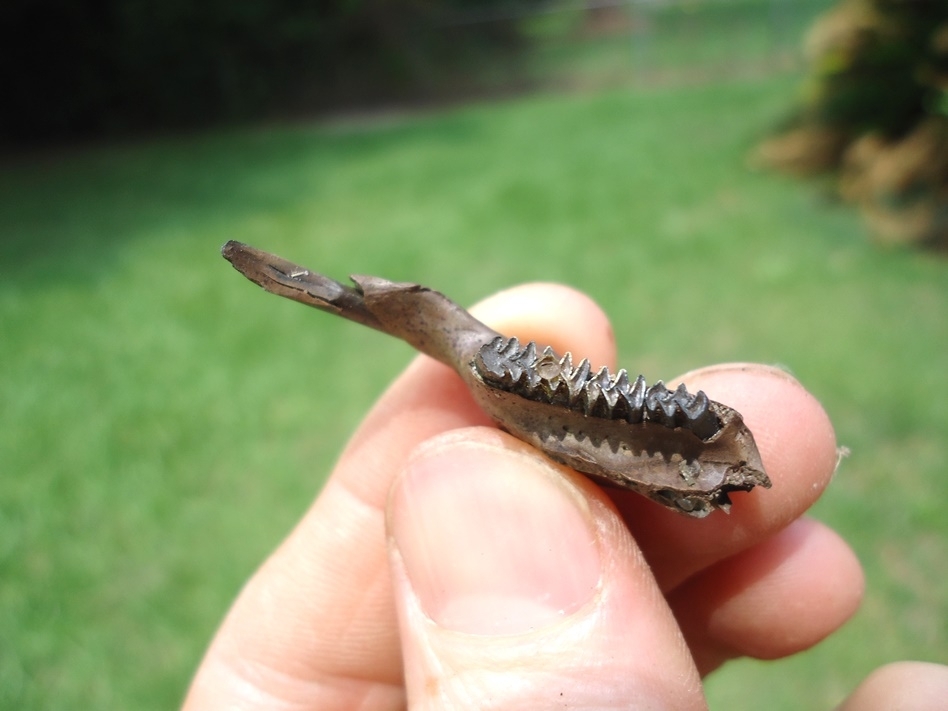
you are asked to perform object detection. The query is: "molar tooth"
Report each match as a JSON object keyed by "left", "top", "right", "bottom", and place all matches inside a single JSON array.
[
  {"left": 581, "top": 367, "right": 618, "bottom": 417},
  {"left": 672, "top": 383, "right": 702, "bottom": 419},
  {"left": 573, "top": 358, "right": 591, "bottom": 382},
  {"left": 558, "top": 352, "right": 573, "bottom": 377},
  {"left": 647, "top": 381, "right": 669, "bottom": 398},
  {"left": 582, "top": 381, "right": 604, "bottom": 416},
  {"left": 534, "top": 351, "right": 563, "bottom": 381},
  {"left": 550, "top": 379, "right": 571, "bottom": 405},
  {"left": 610, "top": 370, "right": 631, "bottom": 419},
  {"left": 502, "top": 337, "right": 521, "bottom": 357},
  {"left": 671, "top": 383, "right": 693, "bottom": 427},
  {"left": 594, "top": 366, "right": 612, "bottom": 389},
  {"left": 682, "top": 388, "right": 708, "bottom": 416},
  {"left": 504, "top": 362, "right": 524, "bottom": 385},
  {"left": 474, "top": 342, "right": 507, "bottom": 381},
  {"left": 646, "top": 381, "right": 679, "bottom": 427},
  {"left": 594, "top": 366, "right": 619, "bottom": 408},
  {"left": 515, "top": 341, "right": 537, "bottom": 366},
  {"left": 670, "top": 383, "right": 716, "bottom": 434},
  {"left": 567, "top": 358, "right": 591, "bottom": 403},
  {"left": 621, "top": 375, "right": 647, "bottom": 423},
  {"left": 601, "top": 388, "right": 619, "bottom": 409},
  {"left": 537, "top": 374, "right": 558, "bottom": 399},
  {"left": 680, "top": 389, "right": 720, "bottom": 440},
  {"left": 517, "top": 365, "right": 541, "bottom": 394}
]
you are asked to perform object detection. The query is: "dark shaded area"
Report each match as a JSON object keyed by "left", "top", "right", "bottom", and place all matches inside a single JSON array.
[
  {"left": 806, "top": 0, "right": 947, "bottom": 138},
  {"left": 0, "top": 0, "right": 532, "bottom": 146},
  {"left": 755, "top": 0, "right": 948, "bottom": 248}
]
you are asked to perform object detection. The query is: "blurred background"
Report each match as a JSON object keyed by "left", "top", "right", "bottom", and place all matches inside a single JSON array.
[{"left": 1, "top": 0, "right": 946, "bottom": 708}]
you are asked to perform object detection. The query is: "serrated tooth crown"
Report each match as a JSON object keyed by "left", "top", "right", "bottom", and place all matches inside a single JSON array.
[
  {"left": 473, "top": 337, "right": 722, "bottom": 440},
  {"left": 568, "top": 359, "right": 591, "bottom": 403},
  {"left": 516, "top": 341, "right": 537, "bottom": 366},
  {"left": 502, "top": 337, "right": 521, "bottom": 358}
]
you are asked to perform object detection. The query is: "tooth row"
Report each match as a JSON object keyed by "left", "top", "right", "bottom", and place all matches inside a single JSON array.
[{"left": 474, "top": 336, "right": 720, "bottom": 440}]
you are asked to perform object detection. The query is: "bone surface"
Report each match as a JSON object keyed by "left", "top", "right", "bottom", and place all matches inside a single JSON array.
[{"left": 222, "top": 241, "right": 771, "bottom": 518}]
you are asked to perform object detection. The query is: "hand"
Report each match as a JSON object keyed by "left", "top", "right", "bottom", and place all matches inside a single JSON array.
[{"left": 183, "top": 283, "right": 943, "bottom": 709}]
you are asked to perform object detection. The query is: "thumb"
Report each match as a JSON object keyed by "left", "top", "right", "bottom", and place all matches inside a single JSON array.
[{"left": 386, "top": 428, "right": 706, "bottom": 710}]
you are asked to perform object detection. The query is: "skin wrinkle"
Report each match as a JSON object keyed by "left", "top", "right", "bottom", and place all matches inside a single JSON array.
[
  {"left": 398, "top": 586, "right": 692, "bottom": 711},
  {"left": 321, "top": 549, "right": 396, "bottom": 671},
  {"left": 305, "top": 526, "right": 402, "bottom": 683},
  {"left": 222, "top": 652, "right": 407, "bottom": 711},
  {"left": 201, "top": 655, "right": 308, "bottom": 711},
  {"left": 390, "top": 437, "right": 706, "bottom": 710},
  {"left": 207, "top": 560, "right": 406, "bottom": 709}
]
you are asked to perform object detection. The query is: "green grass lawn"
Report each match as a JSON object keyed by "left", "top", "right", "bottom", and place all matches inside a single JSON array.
[{"left": 2, "top": 74, "right": 946, "bottom": 709}]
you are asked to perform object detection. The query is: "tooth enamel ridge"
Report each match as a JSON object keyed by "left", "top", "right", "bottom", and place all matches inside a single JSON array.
[{"left": 473, "top": 336, "right": 721, "bottom": 440}]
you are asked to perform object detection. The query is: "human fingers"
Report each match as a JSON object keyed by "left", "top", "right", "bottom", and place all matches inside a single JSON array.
[
  {"left": 387, "top": 427, "right": 707, "bottom": 710},
  {"left": 608, "top": 365, "right": 859, "bottom": 673},
  {"left": 182, "top": 283, "right": 616, "bottom": 710},
  {"left": 611, "top": 364, "right": 841, "bottom": 591},
  {"left": 837, "top": 661, "right": 948, "bottom": 711},
  {"left": 669, "top": 517, "right": 863, "bottom": 674}
]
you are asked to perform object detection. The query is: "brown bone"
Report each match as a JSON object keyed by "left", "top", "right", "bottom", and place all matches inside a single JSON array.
[{"left": 222, "top": 241, "right": 770, "bottom": 518}]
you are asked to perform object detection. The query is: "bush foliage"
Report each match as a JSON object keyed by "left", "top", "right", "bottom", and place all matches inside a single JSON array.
[{"left": 755, "top": 0, "right": 948, "bottom": 248}]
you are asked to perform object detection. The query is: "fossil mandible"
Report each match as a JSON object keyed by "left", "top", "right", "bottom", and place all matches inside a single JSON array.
[{"left": 222, "top": 241, "right": 770, "bottom": 518}]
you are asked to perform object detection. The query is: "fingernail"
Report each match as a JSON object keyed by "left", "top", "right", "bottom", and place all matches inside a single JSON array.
[{"left": 389, "top": 437, "right": 602, "bottom": 635}]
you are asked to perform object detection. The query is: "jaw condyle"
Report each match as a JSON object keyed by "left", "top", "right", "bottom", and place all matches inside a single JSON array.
[{"left": 222, "top": 241, "right": 770, "bottom": 518}]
